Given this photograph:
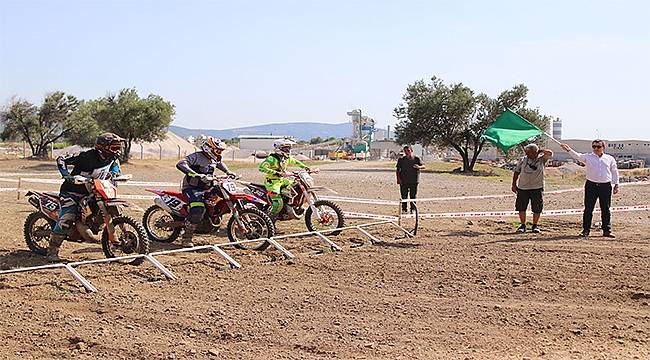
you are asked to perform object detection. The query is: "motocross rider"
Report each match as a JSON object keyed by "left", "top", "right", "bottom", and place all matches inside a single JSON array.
[
  {"left": 176, "top": 137, "right": 236, "bottom": 247},
  {"left": 258, "top": 139, "right": 313, "bottom": 221},
  {"left": 47, "top": 133, "right": 124, "bottom": 262}
]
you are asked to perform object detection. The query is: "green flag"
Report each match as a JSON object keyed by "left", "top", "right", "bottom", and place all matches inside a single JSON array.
[{"left": 481, "top": 109, "right": 544, "bottom": 153}]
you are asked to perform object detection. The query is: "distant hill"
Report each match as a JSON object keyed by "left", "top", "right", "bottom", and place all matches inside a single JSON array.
[{"left": 169, "top": 122, "right": 354, "bottom": 141}]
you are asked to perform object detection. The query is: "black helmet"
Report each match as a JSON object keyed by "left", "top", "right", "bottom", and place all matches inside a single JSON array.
[{"left": 95, "top": 133, "right": 124, "bottom": 159}]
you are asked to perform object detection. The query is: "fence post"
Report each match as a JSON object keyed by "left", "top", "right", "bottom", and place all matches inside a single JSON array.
[
  {"left": 177, "top": 144, "right": 181, "bottom": 159},
  {"left": 140, "top": 143, "right": 144, "bottom": 160},
  {"left": 23, "top": 141, "right": 26, "bottom": 158},
  {"left": 159, "top": 144, "right": 162, "bottom": 160},
  {"left": 17, "top": 177, "right": 21, "bottom": 200}
]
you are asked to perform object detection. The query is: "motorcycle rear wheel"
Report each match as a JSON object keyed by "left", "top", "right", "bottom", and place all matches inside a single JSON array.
[
  {"left": 142, "top": 205, "right": 182, "bottom": 243},
  {"left": 24, "top": 212, "right": 55, "bottom": 255}
]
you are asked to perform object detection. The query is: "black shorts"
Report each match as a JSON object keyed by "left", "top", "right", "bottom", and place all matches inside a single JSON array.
[{"left": 515, "top": 188, "right": 543, "bottom": 213}]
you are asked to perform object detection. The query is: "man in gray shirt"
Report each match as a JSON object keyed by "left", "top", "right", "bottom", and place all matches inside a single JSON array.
[{"left": 511, "top": 143, "right": 553, "bottom": 233}]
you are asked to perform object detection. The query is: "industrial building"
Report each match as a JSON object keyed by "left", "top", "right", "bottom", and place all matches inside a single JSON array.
[{"left": 238, "top": 135, "right": 293, "bottom": 151}]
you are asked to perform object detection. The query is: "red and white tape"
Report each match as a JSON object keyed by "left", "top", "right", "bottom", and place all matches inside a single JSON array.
[
  {"left": 403, "top": 204, "right": 650, "bottom": 219},
  {"left": 343, "top": 211, "right": 399, "bottom": 221},
  {"left": 322, "top": 196, "right": 399, "bottom": 206}
]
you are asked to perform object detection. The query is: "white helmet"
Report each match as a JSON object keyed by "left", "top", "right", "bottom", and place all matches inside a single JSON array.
[
  {"left": 273, "top": 138, "right": 296, "bottom": 157},
  {"left": 200, "top": 137, "right": 226, "bottom": 160}
]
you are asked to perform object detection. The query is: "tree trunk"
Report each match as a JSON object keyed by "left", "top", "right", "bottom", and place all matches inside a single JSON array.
[
  {"left": 121, "top": 139, "right": 132, "bottom": 163},
  {"left": 450, "top": 143, "right": 471, "bottom": 173},
  {"left": 34, "top": 145, "right": 49, "bottom": 159},
  {"left": 468, "top": 140, "right": 486, "bottom": 172}
]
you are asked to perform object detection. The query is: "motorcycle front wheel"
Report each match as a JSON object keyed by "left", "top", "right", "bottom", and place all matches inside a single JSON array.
[
  {"left": 228, "top": 207, "right": 275, "bottom": 251},
  {"left": 101, "top": 216, "right": 150, "bottom": 265},
  {"left": 305, "top": 200, "right": 345, "bottom": 235}
]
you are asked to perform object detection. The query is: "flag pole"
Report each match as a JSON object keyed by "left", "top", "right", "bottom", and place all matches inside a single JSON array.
[{"left": 542, "top": 132, "right": 562, "bottom": 146}]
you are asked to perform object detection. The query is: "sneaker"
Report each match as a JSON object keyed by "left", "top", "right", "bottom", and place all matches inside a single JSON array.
[
  {"left": 579, "top": 230, "right": 590, "bottom": 238},
  {"left": 530, "top": 224, "right": 541, "bottom": 233},
  {"left": 603, "top": 231, "right": 615, "bottom": 238},
  {"left": 516, "top": 224, "right": 526, "bottom": 233}
]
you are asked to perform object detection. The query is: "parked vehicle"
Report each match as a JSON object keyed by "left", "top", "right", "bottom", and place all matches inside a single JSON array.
[
  {"left": 24, "top": 175, "right": 149, "bottom": 265},
  {"left": 142, "top": 175, "right": 274, "bottom": 250}
]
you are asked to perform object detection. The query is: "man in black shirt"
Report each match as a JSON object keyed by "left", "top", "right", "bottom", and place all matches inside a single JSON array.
[
  {"left": 396, "top": 145, "right": 425, "bottom": 214},
  {"left": 47, "top": 133, "right": 123, "bottom": 262}
]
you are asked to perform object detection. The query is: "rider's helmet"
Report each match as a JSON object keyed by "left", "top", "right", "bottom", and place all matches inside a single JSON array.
[
  {"left": 95, "top": 133, "right": 124, "bottom": 159},
  {"left": 200, "top": 137, "right": 226, "bottom": 160},
  {"left": 273, "top": 138, "right": 296, "bottom": 158}
]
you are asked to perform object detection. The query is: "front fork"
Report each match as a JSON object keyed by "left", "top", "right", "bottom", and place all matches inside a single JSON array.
[
  {"left": 97, "top": 202, "right": 124, "bottom": 244},
  {"left": 227, "top": 201, "right": 249, "bottom": 232},
  {"left": 303, "top": 188, "right": 324, "bottom": 221}
]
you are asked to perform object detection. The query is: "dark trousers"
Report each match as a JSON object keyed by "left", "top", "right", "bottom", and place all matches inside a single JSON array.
[
  {"left": 583, "top": 180, "right": 612, "bottom": 232},
  {"left": 400, "top": 183, "right": 418, "bottom": 211}
]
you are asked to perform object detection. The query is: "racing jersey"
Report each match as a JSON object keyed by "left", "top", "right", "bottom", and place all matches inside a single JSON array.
[
  {"left": 258, "top": 153, "right": 307, "bottom": 181},
  {"left": 176, "top": 151, "right": 230, "bottom": 190},
  {"left": 57, "top": 149, "right": 120, "bottom": 195}
]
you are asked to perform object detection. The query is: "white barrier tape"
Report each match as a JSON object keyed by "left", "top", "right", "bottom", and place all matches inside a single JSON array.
[
  {"left": 0, "top": 188, "right": 156, "bottom": 200},
  {"left": 0, "top": 178, "right": 21, "bottom": 183},
  {"left": 405, "top": 204, "right": 650, "bottom": 219},
  {"left": 321, "top": 196, "right": 399, "bottom": 206},
  {"left": 0, "top": 172, "right": 59, "bottom": 177},
  {"left": 115, "top": 194, "right": 157, "bottom": 200},
  {"left": 343, "top": 211, "right": 398, "bottom": 221},
  {"left": 123, "top": 181, "right": 178, "bottom": 187},
  {"left": 399, "top": 181, "right": 650, "bottom": 203},
  {"left": 0, "top": 177, "right": 179, "bottom": 188}
]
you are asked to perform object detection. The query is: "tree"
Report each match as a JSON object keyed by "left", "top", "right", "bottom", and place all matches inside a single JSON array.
[
  {"left": 309, "top": 136, "right": 323, "bottom": 144},
  {"left": 65, "top": 100, "right": 104, "bottom": 146},
  {"left": 394, "top": 77, "right": 551, "bottom": 172},
  {"left": 92, "top": 88, "right": 175, "bottom": 162},
  {"left": 1, "top": 92, "right": 80, "bottom": 158}
]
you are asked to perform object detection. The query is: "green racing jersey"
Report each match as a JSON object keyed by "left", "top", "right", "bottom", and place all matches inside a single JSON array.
[{"left": 259, "top": 153, "right": 308, "bottom": 181}]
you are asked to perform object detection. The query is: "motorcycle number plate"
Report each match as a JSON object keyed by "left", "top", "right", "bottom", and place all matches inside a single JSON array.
[
  {"left": 252, "top": 187, "right": 266, "bottom": 198},
  {"left": 41, "top": 198, "right": 58, "bottom": 212},
  {"left": 222, "top": 180, "right": 237, "bottom": 194},
  {"left": 162, "top": 194, "right": 184, "bottom": 211}
]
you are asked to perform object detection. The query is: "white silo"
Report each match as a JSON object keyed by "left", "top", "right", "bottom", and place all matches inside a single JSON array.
[{"left": 552, "top": 118, "right": 562, "bottom": 140}]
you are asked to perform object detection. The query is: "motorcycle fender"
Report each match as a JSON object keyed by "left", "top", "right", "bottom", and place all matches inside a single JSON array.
[{"left": 154, "top": 198, "right": 183, "bottom": 217}]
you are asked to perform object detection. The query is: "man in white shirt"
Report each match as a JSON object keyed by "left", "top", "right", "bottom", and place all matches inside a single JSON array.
[{"left": 561, "top": 139, "right": 619, "bottom": 238}]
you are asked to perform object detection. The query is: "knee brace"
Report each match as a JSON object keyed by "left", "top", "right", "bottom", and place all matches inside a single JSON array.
[{"left": 187, "top": 203, "right": 205, "bottom": 224}]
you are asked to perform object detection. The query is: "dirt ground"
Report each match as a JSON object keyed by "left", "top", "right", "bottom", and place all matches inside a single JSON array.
[{"left": 0, "top": 159, "right": 649, "bottom": 359}]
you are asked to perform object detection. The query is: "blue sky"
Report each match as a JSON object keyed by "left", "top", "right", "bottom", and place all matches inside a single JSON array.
[{"left": 1, "top": 0, "right": 648, "bottom": 140}]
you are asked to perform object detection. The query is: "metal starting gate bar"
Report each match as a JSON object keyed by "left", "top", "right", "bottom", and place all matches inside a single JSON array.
[{"left": 0, "top": 220, "right": 410, "bottom": 293}]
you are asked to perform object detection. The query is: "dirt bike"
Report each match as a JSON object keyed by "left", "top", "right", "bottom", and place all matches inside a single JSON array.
[
  {"left": 142, "top": 175, "right": 275, "bottom": 250},
  {"left": 23, "top": 175, "right": 149, "bottom": 265},
  {"left": 242, "top": 170, "right": 345, "bottom": 235}
]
